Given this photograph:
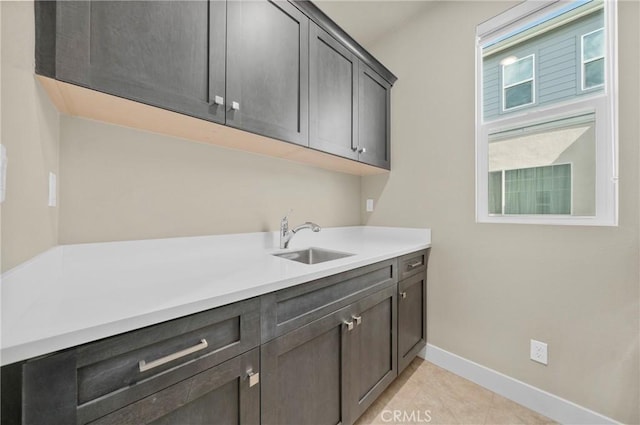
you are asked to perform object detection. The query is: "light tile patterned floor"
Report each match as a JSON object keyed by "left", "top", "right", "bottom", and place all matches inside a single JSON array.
[{"left": 355, "top": 359, "right": 555, "bottom": 425}]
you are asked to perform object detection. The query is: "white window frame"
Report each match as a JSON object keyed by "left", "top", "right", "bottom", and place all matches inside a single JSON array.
[
  {"left": 476, "top": 0, "right": 618, "bottom": 226},
  {"left": 490, "top": 163, "right": 574, "bottom": 216},
  {"left": 501, "top": 54, "right": 536, "bottom": 111},
  {"left": 581, "top": 27, "right": 605, "bottom": 91}
]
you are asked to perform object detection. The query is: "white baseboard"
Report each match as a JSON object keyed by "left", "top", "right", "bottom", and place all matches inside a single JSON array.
[{"left": 420, "top": 344, "right": 619, "bottom": 425}]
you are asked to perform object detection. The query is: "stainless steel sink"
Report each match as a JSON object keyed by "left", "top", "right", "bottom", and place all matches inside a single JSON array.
[{"left": 273, "top": 247, "right": 354, "bottom": 265}]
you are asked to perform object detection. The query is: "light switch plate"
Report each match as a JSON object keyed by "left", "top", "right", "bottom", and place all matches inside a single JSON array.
[
  {"left": 48, "top": 172, "right": 57, "bottom": 207},
  {"left": 366, "top": 199, "right": 374, "bottom": 212}
]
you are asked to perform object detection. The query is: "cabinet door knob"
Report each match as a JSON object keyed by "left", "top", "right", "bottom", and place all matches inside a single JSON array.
[
  {"left": 400, "top": 291, "right": 407, "bottom": 299},
  {"left": 344, "top": 320, "right": 354, "bottom": 331},
  {"left": 247, "top": 370, "right": 260, "bottom": 387},
  {"left": 352, "top": 315, "right": 362, "bottom": 326},
  {"left": 212, "top": 95, "right": 224, "bottom": 106},
  {"left": 231, "top": 101, "right": 240, "bottom": 111},
  {"left": 358, "top": 147, "right": 366, "bottom": 154}
]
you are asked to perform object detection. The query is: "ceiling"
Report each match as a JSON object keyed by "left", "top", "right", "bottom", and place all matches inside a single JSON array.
[{"left": 314, "top": 1, "right": 437, "bottom": 48}]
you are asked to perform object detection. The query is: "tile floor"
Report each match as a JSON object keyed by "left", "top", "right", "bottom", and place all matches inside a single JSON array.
[{"left": 356, "top": 359, "right": 555, "bottom": 425}]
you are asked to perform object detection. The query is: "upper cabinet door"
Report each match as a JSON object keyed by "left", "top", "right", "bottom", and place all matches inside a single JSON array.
[
  {"left": 226, "top": 0, "right": 309, "bottom": 146},
  {"left": 309, "top": 23, "right": 358, "bottom": 160},
  {"left": 358, "top": 65, "right": 391, "bottom": 169},
  {"left": 56, "top": 1, "right": 226, "bottom": 124}
]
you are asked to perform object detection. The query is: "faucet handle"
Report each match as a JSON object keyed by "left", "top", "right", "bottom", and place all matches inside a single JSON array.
[
  {"left": 281, "top": 209, "right": 293, "bottom": 233},
  {"left": 282, "top": 209, "right": 293, "bottom": 222}
]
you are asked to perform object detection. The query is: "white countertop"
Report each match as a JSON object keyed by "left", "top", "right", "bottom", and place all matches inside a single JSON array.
[{"left": 0, "top": 226, "right": 430, "bottom": 366}]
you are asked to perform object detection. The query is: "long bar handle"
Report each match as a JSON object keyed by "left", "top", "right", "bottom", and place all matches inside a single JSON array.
[
  {"left": 139, "top": 339, "right": 208, "bottom": 373},
  {"left": 407, "top": 261, "right": 422, "bottom": 269}
]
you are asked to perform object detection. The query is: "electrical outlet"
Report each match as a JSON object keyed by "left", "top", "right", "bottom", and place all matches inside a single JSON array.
[{"left": 530, "top": 339, "right": 548, "bottom": 365}]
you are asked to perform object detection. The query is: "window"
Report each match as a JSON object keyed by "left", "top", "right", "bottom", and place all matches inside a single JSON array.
[
  {"left": 490, "top": 164, "right": 572, "bottom": 215},
  {"left": 476, "top": 0, "right": 617, "bottom": 226},
  {"left": 582, "top": 28, "right": 605, "bottom": 89},
  {"left": 502, "top": 55, "right": 535, "bottom": 110}
]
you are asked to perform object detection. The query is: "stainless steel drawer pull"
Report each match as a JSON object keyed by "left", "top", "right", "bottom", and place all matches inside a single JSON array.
[
  {"left": 352, "top": 315, "right": 362, "bottom": 326},
  {"left": 344, "top": 320, "right": 354, "bottom": 331},
  {"left": 400, "top": 291, "right": 407, "bottom": 299},
  {"left": 138, "top": 339, "right": 209, "bottom": 373},
  {"left": 407, "top": 261, "right": 422, "bottom": 269}
]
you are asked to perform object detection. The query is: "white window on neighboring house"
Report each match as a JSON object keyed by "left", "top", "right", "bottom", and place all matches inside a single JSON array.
[
  {"left": 476, "top": 0, "right": 617, "bottom": 226},
  {"left": 502, "top": 54, "right": 535, "bottom": 111},
  {"left": 489, "top": 164, "right": 572, "bottom": 215},
  {"left": 582, "top": 28, "right": 605, "bottom": 90}
]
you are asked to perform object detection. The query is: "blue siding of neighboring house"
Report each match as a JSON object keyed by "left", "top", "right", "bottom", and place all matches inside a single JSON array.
[{"left": 483, "top": 9, "right": 604, "bottom": 121}]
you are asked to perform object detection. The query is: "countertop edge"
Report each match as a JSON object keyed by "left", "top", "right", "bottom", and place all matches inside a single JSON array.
[{"left": 1, "top": 239, "right": 431, "bottom": 366}]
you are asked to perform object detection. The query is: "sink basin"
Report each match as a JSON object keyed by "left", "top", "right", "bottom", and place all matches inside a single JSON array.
[{"left": 273, "top": 247, "right": 354, "bottom": 265}]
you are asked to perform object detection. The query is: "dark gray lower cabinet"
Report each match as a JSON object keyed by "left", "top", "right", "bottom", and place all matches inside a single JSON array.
[
  {"left": 262, "top": 284, "right": 397, "bottom": 425},
  {"left": 397, "top": 272, "right": 427, "bottom": 374},
  {"left": 261, "top": 305, "right": 348, "bottom": 425},
  {"left": 347, "top": 285, "right": 397, "bottom": 424},
  {"left": 89, "top": 348, "right": 259, "bottom": 425},
  {"left": 1, "top": 251, "right": 429, "bottom": 425}
]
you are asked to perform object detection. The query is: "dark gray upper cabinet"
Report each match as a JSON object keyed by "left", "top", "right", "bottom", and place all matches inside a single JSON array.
[
  {"left": 37, "top": 0, "right": 397, "bottom": 170},
  {"left": 55, "top": 1, "right": 227, "bottom": 124},
  {"left": 309, "top": 23, "right": 358, "bottom": 159},
  {"left": 358, "top": 64, "right": 391, "bottom": 169},
  {"left": 226, "top": 0, "right": 309, "bottom": 146}
]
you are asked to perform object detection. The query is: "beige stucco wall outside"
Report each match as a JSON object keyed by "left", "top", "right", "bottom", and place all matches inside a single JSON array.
[{"left": 361, "top": 1, "right": 639, "bottom": 422}]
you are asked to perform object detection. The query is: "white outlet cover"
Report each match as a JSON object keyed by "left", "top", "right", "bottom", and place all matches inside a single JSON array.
[
  {"left": 366, "top": 199, "right": 374, "bottom": 212},
  {"left": 48, "top": 172, "right": 57, "bottom": 207},
  {"left": 530, "top": 339, "right": 548, "bottom": 365}
]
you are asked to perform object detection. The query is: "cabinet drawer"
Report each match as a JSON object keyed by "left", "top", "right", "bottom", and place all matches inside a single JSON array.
[
  {"left": 398, "top": 249, "right": 430, "bottom": 281},
  {"left": 76, "top": 298, "right": 260, "bottom": 423},
  {"left": 261, "top": 259, "right": 396, "bottom": 342},
  {"left": 87, "top": 347, "right": 260, "bottom": 425}
]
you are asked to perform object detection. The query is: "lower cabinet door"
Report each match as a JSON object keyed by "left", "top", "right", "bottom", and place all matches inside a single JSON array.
[
  {"left": 347, "top": 285, "right": 397, "bottom": 424},
  {"left": 87, "top": 348, "right": 260, "bottom": 425},
  {"left": 397, "top": 272, "right": 427, "bottom": 374},
  {"left": 261, "top": 307, "right": 351, "bottom": 425}
]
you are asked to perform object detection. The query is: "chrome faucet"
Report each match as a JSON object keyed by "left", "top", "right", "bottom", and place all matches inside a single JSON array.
[{"left": 280, "top": 213, "right": 321, "bottom": 249}]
